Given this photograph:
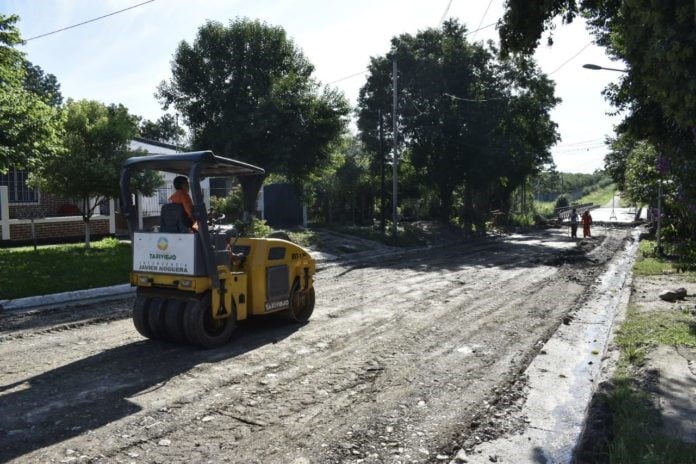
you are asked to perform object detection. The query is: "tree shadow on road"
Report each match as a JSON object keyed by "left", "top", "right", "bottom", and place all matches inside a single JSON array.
[
  {"left": 331, "top": 228, "right": 605, "bottom": 277},
  {"left": 0, "top": 317, "right": 301, "bottom": 462}
]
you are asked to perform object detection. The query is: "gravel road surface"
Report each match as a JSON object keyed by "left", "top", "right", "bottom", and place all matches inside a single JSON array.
[{"left": 0, "top": 227, "right": 631, "bottom": 463}]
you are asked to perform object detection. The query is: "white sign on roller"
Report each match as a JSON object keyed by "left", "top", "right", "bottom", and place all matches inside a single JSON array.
[{"left": 133, "top": 233, "right": 195, "bottom": 275}]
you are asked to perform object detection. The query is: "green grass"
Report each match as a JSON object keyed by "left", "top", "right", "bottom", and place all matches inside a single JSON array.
[
  {"left": 603, "top": 370, "right": 696, "bottom": 464},
  {"left": 286, "top": 229, "right": 321, "bottom": 249},
  {"left": 323, "top": 223, "right": 427, "bottom": 247},
  {"left": 577, "top": 183, "right": 616, "bottom": 207},
  {"left": 533, "top": 183, "right": 617, "bottom": 217},
  {"left": 0, "top": 238, "right": 131, "bottom": 300},
  {"left": 634, "top": 239, "right": 696, "bottom": 277},
  {"left": 614, "top": 305, "right": 696, "bottom": 366},
  {"left": 594, "top": 237, "right": 696, "bottom": 463}
]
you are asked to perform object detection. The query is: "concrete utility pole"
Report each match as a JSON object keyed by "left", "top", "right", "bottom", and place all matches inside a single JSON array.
[
  {"left": 379, "top": 109, "right": 386, "bottom": 235},
  {"left": 392, "top": 58, "right": 399, "bottom": 242},
  {"left": 657, "top": 175, "right": 663, "bottom": 255}
]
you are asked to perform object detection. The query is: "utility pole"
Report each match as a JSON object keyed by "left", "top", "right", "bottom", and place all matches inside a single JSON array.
[
  {"left": 379, "top": 109, "right": 386, "bottom": 235},
  {"left": 392, "top": 58, "right": 398, "bottom": 242},
  {"left": 657, "top": 175, "right": 663, "bottom": 255}
]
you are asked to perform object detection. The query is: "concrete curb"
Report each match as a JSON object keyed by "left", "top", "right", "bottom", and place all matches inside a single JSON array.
[{"left": 0, "top": 284, "right": 136, "bottom": 313}]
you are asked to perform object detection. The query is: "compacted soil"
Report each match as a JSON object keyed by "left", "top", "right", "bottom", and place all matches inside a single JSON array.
[{"left": 0, "top": 227, "right": 631, "bottom": 463}]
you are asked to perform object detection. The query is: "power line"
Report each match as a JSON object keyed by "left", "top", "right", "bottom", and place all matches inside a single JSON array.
[
  {"left": 24, "top": 0, "right": 155, "bottom": 42},
  {"left": 466, "top": 22, "right": 496, "bottom": 36},
  {"left": 444, "top": 93, "right": 505, "bottom": 102},
  {"left": 324, "top": 22, "right": 498, "bottom": 87},
  {"left": 548, "top": 41, "right": 592, "bottom": 75},
  {"left": 555, "top": 138, "right": 604, "bottom": 148},
  {"left": 327, "top": 70, "right": 368, "bottom": 85},
  {"left": 553, "top": 144, "right": 606, "bottom": 154},
  {"left": 439, "top": 0, "right": 454, "bottom": 26},
  {"left": 472, "top": 0, "right": 494, "bottom": 40}
]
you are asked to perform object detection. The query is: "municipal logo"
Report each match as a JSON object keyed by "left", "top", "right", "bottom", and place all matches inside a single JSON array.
[{"left": 157, "top": 237, "right": 169, "bottom": 251}]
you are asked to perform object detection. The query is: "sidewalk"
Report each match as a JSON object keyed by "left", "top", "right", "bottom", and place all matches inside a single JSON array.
[{"left": 0, "top": 284, "right": 135, "bottom": 313}]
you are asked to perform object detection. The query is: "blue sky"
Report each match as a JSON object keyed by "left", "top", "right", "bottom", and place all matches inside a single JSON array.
[{"left": 3, "top": 0, "right": 623, "bottom": 173}]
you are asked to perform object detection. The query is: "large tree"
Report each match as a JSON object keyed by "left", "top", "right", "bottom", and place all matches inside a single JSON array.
[
  {"left": 358, "top": 20, "right": 558, "bottom": 231},
  {"left": 29, "top": 100, "right": 140, "bottom": 248},
  {"left": 0, "top": 14, "right": 63, "bottom": 172},
  {"left": 157, "top": 18, "right": 349, "bottom": 187},
  {"left": 138, "top": 113, "right": 185, "bottom": 146}
]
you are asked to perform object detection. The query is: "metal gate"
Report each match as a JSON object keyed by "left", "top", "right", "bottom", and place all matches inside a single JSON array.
[{"left": 263, "top": 184, "right": 303, "bottom": 227}]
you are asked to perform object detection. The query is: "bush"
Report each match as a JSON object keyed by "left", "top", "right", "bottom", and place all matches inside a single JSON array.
[
  {"left": 234, "top": 217, "right": 273, "bottom": 238},
  {"left": 210, "top": 188, "right": 244, "bottom": 223},
  {"left": 555, "top": 194, "right": 570, "bottom": 209}
]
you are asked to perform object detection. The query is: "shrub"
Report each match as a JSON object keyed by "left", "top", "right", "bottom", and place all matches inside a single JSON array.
[
  {"left": 555, "top": 194, "right": 570, "bottom": 209},
  {"left": 234, "top": 217, "right": 273, "bottom": 238},
  {"left": 210, "top": 188, "right": 244, "bottom": 223}
]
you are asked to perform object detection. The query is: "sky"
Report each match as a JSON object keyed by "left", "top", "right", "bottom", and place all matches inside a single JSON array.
[{"left": 2, "top": 0, "right": 625, "bottom": 173}]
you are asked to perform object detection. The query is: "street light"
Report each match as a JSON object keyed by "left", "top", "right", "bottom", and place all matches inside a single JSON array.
[
  {"left": 582, "top": 63, "right": 628, "bottom": 73},
  {"left": 585, "top": 62, "right": 665, "bottom": 253}
]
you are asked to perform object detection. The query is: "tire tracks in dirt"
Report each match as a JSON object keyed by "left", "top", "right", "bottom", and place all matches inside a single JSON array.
[{"left": 0, "top": 228, "right": 630, "bottom": 463}]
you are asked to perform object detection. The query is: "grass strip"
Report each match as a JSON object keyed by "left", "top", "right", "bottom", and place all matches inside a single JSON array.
[
  {"left": 593, "top": 237, "right": 696, "bottom": 463},
  {"left": 0, "top": 238, "right": 131, "bottom": 300}
]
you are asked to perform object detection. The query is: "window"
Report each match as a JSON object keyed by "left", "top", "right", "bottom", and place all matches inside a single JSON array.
[{"left": 0, "top": 169, "right": 39, "bottom": 203}]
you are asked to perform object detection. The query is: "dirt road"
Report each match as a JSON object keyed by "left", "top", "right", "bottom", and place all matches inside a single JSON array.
[{"left": 0, "top": 227, "right": 631, "bottom": 463}]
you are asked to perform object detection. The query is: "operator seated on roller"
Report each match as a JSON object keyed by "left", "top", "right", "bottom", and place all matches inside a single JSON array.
[{"left": 169, "top": 175, "right": 198, "bottom": 231}]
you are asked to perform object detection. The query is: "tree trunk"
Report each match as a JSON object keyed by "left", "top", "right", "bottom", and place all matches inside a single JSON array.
[
  {"left": 439, "top": 188, "right": 453, "bottom": 224},
  {"left": 84, "top": 217, "right": 91, "bottom": 249},
  {"left": 462, "top": 186, "right": 473, "bottom": 235}
]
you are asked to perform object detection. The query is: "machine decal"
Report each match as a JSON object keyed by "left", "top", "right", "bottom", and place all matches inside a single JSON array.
[
  {"left": 265, "top": 299, "right": 289, "bottom": 312},
  {"left": 134, "top": 233, "right": 195, "bottom": 275}
]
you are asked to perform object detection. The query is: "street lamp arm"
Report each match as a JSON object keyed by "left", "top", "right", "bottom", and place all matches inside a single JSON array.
[{"left": 583, "top": 63, "right": 628, "bottom": 73}]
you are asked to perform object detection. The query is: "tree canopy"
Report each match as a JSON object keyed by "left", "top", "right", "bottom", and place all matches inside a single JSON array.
[
  {"left": 358, "top": 20, "right": 559, "bottom": 230},
  {"left": 0, "top": 14, "right": 64, "bottom": 172},
  {"left": 29, "top": 99, "right": 141, "bottom": 247},
  {"left": 499, "top": 0, "right": 696, "bottom": 240},
  {"left": 138, "top": 114, "right": 185, "bottom": 146},
  {"left": 157, "top": 18, "right": 349, "bottom": 187}
]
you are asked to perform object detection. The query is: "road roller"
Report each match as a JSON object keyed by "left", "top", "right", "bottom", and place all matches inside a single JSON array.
[{"left": 119, "top": 151, "right": 316, "bottom": 348}]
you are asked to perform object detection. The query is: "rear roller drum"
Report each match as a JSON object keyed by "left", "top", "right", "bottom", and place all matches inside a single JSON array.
[
  {"left": 183, "top": 293, "right": 237, "bottom": 349},
  {"left": 286, "top": 281, "right": 315, "bottom": 323},
  {"left": 133, "top": 292, "right": 153, "bottom": 339}
]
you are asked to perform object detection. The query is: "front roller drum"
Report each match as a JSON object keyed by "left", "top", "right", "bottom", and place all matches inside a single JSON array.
[
  {"left": 286, "top": 281, "right": 315, "bottom": 323},
  {"left": 183, "top": 293, "right": 237, "bottom": 349}
]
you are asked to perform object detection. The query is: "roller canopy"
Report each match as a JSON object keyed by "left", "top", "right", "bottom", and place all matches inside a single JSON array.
[{"left": 122, "top": 151, "right": 265, "bottom": 177}]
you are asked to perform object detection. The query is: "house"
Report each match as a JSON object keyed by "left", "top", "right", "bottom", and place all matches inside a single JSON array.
[
  {"left": 0, "top": 138, "right": 306, "bottom": 245},
  {"left": 0, "top": 138, "right": 201, "bottom": 244}
]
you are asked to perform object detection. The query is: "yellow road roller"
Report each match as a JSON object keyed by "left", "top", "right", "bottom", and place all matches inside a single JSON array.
[{"left": 119, "top": 151, "right": 316, "bottom": 348}]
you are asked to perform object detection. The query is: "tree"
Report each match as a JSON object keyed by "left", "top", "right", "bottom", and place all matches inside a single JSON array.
[
  {"left": 0, "top": 14, "right": 63, "bottom": 172},
  {"left": 158, "top": 18, "right": 349, "bottom": 188},
  {"left": 29, "top": 100, "right": 140, "bottom": 248},
  {"left": 23, "top": 61, "right": 63, "bottom": 107},
  {"left": 623, "top": 141, "right": 659, "bottom": 207},
  {"left": 604, "top": 133, "right": 635, "bottom": 191},
  {"left": 499, "top": 0, "right": 696, "bottom": 240},
  {"left": 139, "top": 114, "right": 185, "bottom": 146},
  {"left": 358, "top": 20, "right": 559, "bottom": 231}
]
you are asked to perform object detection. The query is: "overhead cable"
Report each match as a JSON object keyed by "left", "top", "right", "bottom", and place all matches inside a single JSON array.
[
  {"left": 548, "top": 41, "right": 593, "bottom": 75},
  {"left": 25, "top": 0, "right": 155, "bottom": 42}
]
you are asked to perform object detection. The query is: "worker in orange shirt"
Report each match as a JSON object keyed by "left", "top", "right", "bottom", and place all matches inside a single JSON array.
[
  {"left": 581, "top": 210, "right": 593, "bottom": 238},
  {"left": 169, "top": 176, "right": 198, "bottom": 231}
]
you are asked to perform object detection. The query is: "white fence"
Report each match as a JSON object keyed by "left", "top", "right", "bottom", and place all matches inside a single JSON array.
[{"left": 0, "top": 186, "right": 116, "bottom": 242}]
